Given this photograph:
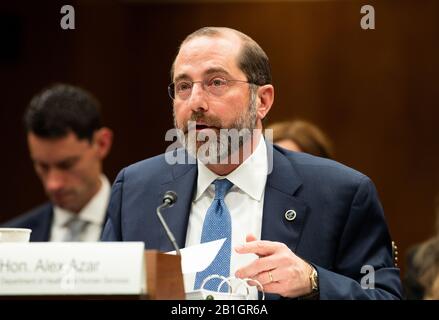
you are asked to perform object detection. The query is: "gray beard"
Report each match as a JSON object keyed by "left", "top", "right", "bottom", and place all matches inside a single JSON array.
[{"left": 173, "top": 88, "right": 258, "bottom": 165}]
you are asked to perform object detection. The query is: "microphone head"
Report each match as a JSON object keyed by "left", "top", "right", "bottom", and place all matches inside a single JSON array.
[{"left": 163, "top": 191, "right": 178, "bottom": 206}]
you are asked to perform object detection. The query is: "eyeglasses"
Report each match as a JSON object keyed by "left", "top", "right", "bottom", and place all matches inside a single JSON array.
[{"left": 168, "top": 77, "right": 252, "bottom": 100}]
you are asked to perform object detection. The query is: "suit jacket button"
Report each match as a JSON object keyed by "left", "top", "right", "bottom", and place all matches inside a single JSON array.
[{"left": 285, "top": 209, "right": 297, "bottom": 221}]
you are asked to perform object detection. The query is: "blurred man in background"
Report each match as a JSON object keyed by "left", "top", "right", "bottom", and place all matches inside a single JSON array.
[{"left": 2, "top": 84, "right": 113, "bottom": 242}]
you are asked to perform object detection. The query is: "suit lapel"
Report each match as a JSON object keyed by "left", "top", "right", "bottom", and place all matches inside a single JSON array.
[
  {"left": 261, "top": 146, "right": 309, "bottom": 253},
  {"left": 155, "top": 151, "right": 198, "bottom": 251},
  {"left": 30, "top": 204, "right": 53, "bottom": 242},
  {"left": 151, "top": 146, "right": 310, "bottom": 254}
]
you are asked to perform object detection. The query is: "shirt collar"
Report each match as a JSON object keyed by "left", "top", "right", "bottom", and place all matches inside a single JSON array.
[
  {"left": 194, "top": 137, "right": 268, "bottom": 201},
  {"left": 53, "top": 175, "right": 111, "bottom": 227}
]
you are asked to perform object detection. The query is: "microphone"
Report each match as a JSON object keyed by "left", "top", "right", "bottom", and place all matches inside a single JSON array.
[
  {"left": 163, "top": 191, "right": 177, "bottom": 206},
  {"left": 156, "top": 191, "right": 181, "bottom": 255}
]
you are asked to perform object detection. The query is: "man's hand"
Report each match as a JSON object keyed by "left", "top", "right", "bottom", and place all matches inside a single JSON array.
[{"left": 234, "top": 234, "right": 313, "bottom": 298}]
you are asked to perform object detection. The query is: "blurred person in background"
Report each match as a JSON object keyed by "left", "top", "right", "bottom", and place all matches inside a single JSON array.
[
  {"left": 1, "top": 84, "right": 113, "bottom": 242},
  {"left": 404, "top": 193, "right": 439, "bottom": 299},
  {"left": 267, "top": 119, "right": 334, "bottom": 159}
]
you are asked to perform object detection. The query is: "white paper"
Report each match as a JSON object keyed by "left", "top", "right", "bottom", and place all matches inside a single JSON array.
[
  {"left": 167, "top": 238, "right": 226, "bottom": 274},
  {"left": 167, "top": 239, "right": 260, "bottom": 297}
]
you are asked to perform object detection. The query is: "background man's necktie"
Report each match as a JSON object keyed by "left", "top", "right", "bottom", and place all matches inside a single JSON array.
[
  {"left": 63, "top": 217, "right": 89, "bottom": 242},
  {"left": 194, "top": 179, "right": 233, "bottom": 292}
]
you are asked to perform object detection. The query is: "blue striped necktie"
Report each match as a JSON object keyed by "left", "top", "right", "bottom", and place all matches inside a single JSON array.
[{"left": 194, "top": 179, "right": 233, "bottom": 292}]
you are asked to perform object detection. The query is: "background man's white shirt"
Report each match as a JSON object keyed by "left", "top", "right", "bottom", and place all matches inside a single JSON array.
[{"left": 50, "top": 175, "right": 111, "bottom": 242}]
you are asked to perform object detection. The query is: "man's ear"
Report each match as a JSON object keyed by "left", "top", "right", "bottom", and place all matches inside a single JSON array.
[
  {"left": 93, "top": 127, "right": 113, "bottom": 159},
  {"left": 256, "top": 84, "right": 274, "bottom": 121}
]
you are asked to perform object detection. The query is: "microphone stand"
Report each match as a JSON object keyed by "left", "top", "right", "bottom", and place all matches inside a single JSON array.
[{"left": 156, "top": 200, "right": 181, "bottom": 255}]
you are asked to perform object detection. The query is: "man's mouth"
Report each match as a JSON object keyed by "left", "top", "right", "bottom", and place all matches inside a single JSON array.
[
  {"left": 195, "top": 123, "right": 218, "bottom": 131},
  {"left": 50, "top": 191, "right": 72, "bottom": 202}
]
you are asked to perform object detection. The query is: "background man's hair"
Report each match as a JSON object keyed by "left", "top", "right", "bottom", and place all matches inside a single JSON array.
[
  {"left": 171, "top": 26, "right": 272, "bottom": 85},
  {"left": 24, "top": 83, "right": 102, "bottom": 141}
]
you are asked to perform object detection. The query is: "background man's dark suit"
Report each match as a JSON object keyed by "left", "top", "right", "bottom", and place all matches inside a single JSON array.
[
  {"left": 102, "top": 145, "right": 402, "bottom": 299},
  {"left": 1, "top": 203, "right": 107, "bottom": 242},
  {"left": 1, "top": 203, "right": 53, "bottom": 241}
]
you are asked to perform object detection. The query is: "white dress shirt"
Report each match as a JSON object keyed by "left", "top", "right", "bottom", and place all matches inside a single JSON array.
[
  {"left": 185, "top": 137, "right": 268, "bottom": 297},
  {"left": 50, "top": 175, "right": 111, "bottom": 242}
]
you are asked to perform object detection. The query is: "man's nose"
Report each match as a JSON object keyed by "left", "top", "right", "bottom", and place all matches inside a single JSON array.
[
  {"left": 45, "top": 169, "right": 65, "bottom": 192},
  {"left": 187, "top": 83, "right": 209, "bottom": 113}
]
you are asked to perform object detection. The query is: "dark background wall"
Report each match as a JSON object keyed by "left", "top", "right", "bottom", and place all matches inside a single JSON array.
[{"left": 1, "top": 0, "right": 438, "bottom": 275}]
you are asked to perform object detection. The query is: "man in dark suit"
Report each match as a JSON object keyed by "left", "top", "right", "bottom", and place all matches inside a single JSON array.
[
  {"left": 102, "top": 27, "right": 402, "bottom": 299},
  {"left": 2, "top": 84, "right": 113, "bottom": 242}
]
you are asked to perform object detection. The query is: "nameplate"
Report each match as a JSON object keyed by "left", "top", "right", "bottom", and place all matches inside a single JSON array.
[{"left": 0, "top": 242, "right": 146, "bottom": 296}]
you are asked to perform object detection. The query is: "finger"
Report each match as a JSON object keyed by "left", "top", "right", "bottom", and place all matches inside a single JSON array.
[
  {"left": 235, "top": 254, "right": 280, "bottom": 279},
  {"left": 245, "top": 278, "right": 284, "bottom": 294},
  {"left": 261, "top": 281, "right": 284, "bottom": 294},
  {"left": 235, "top": 254, "right": 279, "bottom": 279},
  {"left": 246, "top": 233, "right": 257, "bottom": 242},
  {"left": 235, "top": 239, "right": 281, "bottom": 256},
  {"left": 245, "top": 278, "right": 262, "bottom": 287},
  {"left": 254, "top": 266, "right": 288, "bottom": 285},
  {"left": 251, "top": 270, "right": 276, "bottom": 286},
  {"left": 241, "top": 273, "right": 272, "bottom": 289}
]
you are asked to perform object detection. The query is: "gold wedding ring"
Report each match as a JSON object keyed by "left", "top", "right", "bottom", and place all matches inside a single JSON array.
[{"left": 268, "top": 271, "right": 274, "bottom": 283}]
